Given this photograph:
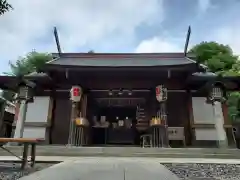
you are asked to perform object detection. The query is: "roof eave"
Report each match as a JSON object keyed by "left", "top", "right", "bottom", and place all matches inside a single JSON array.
[{"left": 42, "top": 63, "right": 198, "bottom": 71}]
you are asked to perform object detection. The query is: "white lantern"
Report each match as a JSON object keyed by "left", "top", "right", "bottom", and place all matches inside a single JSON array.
[
  {"left": 70, "top": 86, "right": 82, "bottom": 102},
  {"left": 207, "top": 82, "right": 226, "bottom": 103},
  {"left": 156, "top": 85, "right": 167, "bottom": 102},
  {"left": 210, "top": 87, "right": 222, "bottom": 100}
]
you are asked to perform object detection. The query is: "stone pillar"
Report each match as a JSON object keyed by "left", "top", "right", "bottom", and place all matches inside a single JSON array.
[
  {"left": 212, "top": 102, "right": 228, "bottom": 148},
  {"left": 13, "top": 101, "right": 28, "bottom": 138},
  {"left": 0, "top": 100, "right": 6, "bottom": 136}
]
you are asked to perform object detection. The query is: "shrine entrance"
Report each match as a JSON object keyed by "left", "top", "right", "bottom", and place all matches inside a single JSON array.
[{"left": 88, "top": 89, "right": 149, "bottom": 146}]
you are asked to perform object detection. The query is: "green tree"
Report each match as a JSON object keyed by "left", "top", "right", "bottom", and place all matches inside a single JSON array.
[
  {"left": 0, "top": 0, "right": 12, "bottom": 15},
  {"left": 6, "top": 51, "right": 52, "bottom": 76},
  {"left": 189, "top": 41, "right": 240, "bottom": 122},
  {"left": 189, "top": 41, "right": 238, "bottom": 73},
  {"left": 2, "top": 51, "right": 52, "bottom": 101},
  {"left": 223, "top": 62, "right": 240, "bottom": 122}
]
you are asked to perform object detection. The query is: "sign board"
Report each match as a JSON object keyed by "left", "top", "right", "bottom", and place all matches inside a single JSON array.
[{"left": 168, "top": 127, "right": 185, "bottom": 140}]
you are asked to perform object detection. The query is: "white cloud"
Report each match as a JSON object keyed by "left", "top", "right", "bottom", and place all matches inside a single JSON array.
[
  {"left": 135, "top": 23, "right": 240, "bottom": 55},
  {"left": 0, "top": 0, "right": 163, "bottom": 73},
  {"left": 135, "top": 37, "right": 183, "bottom": 53},
  {"left": 197, "top": 0, "right": 212, "bottom": 13},
  {"left": 208, "top": 24, "right": 240, "bottom": 55}
]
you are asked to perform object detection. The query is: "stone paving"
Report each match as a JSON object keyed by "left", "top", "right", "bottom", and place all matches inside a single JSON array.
[
  {"left": 18, "top": 158, "right": 180, "bottom": 180},
  {"left": 1, "top": 157, "right": 240, "bottom": 180}
]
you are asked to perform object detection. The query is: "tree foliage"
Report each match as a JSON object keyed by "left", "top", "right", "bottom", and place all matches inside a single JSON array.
[
  {"left": 189, "top": 41, "right": 240, "bottom": 122},
  {"left": 88, "top": 50, "right": 94, "bottom": 53},
  {"left": 0, "top": 0, "right": 12, "bottom": 15},
  {"left": 2, "top": 51, "right": 52, "bottom": 101},
  {"left": 189, "top": 41, "right": 238, "bottom": 73},
  {"left": 5, "top": 51, "right": 52, "bottom": 76}
]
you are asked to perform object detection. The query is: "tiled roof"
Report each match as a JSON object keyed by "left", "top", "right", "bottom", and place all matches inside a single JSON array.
[{"left": 48, "top": 53, "right": 197, "bottom": 67}]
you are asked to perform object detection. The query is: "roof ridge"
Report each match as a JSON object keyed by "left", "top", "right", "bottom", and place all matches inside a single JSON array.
[{"left": 50, "top": 53, "right": 194, "bottom": 60}]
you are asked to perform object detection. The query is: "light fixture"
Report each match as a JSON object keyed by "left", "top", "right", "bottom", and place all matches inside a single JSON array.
[
  {"left": 207, "top": 82, "right": 226, "bottom": 103},
  {"left": 128, "top": 90, "right": 132, "bottom": 96},
  {"left": 108, "top": 90, "right": 113, "bottom": 96},
  {"left": 211, "top": 87, "right": 223, "bottom": 100},
  {"left": 118, "top": 89, "right": 123, "bottom": 95},
  {"left": 70, "top": 85, "right": 82, "bottom": 102},
  {"left": 16, "top": 80, "right": 35, "bottom": 102}
]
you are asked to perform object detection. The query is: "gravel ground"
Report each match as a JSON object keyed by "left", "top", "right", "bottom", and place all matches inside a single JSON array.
[
  {"left": 0, "top": 162, "right": 55, "bottom": 180},
  {"left": 163, "top": 163, "right": 240, "bottom": 180}
]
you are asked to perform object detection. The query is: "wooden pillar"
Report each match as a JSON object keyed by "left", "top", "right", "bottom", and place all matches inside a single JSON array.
[
  {"left": 81, "top": 95, "right": 88, "bottom": 117},
  {"left": 67, "top": 102, "right": 78, "bottom": 146},
  {"left": 222, "top": 103, "right": 234, "bottom": 146},
  {"left": 79, "top": 94, "right": 88, "bottom": 145},
  {"left": 188, "top": 92, "right": 195, "bottom": 146},
  {"left": 222, "top": 103, "right": 230, "bottom": 125},
  {"left": 46, "top": 97, "right": 54, "bottom": 144},
  {"left": 49, "top": 91, "right": 56, "bottom": 144}
]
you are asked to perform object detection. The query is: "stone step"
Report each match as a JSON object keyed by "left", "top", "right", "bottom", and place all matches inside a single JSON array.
[
  {"left": 137, "top": 120, "right": 148, "bottom": 122},
  {"left": 1, "top": 151, "right": 240, "bottom": 159},
  {"left": 136, "top": 127, "right": 148, "bottom": 131},
  {"left": 1, "top": 146, "right": 240, "bottom": 159},
  {"left": 136, "top": 125, "right": 149, "bottom": 127}
]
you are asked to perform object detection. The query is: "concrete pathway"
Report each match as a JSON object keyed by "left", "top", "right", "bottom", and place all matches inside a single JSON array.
[
  {"left": 18, "top": 158, "right": 180, "bottom": 180},
  {"left": 2, "top": 156, "right": 240, "bottom": 180}
]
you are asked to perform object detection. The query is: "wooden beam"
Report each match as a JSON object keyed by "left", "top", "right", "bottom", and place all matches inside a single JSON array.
[
  {"left": 191, "top": 124, "right": 215, "bottom": 128},
  {"left": 12, "top": 122, "right": 51, "bottom": 127}
]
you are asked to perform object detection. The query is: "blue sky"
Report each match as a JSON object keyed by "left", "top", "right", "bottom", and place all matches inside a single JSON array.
[{"left": 0, "top": 0, "right": 240, "bottom": 74}]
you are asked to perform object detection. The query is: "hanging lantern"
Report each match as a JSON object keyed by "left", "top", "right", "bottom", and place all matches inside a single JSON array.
[
  {"left": 156, "top": 85, "right": 167, "bottom": 102},
  {"left": 70, "top": 86, "right": 82, "bottom": 102},
  {"left": 207, "top": 82, "right": 226, "bottom": 103}
]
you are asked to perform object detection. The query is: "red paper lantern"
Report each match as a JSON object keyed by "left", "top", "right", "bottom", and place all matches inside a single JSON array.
[
  {"left": 70, "top": 86, "right": 82, "bottom": 102},
  {"left": 156, "top": 85, "right": 167, "bottom": 102},
  {"left": 73, "top": 87, "right": 80, "bottom": 96}
]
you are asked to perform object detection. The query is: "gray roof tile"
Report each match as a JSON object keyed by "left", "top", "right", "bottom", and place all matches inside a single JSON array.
[{"left": 48, "top": 57, "right": 195, "bottom": 67}]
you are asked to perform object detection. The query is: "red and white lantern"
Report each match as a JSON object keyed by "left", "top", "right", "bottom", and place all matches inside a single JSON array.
[
  {"left": 156, "top": 85, "right": 167, "bottom": 102},
  {"left": 70, "top": 86, "right": 82, "bottom": 102}
]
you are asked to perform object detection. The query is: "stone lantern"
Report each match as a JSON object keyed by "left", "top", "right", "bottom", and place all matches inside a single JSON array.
[
  {"left": 15, "top": 79, "right": 36, "bottom": 138},
  {"left": 207, "top": 81, "right": 228, "bottom": 148},
  {"left": 207, "top": 82, "right": 227, "bottom": 103},
  {"left": 16, "top": 80, "right": 35, "bottom": 102}
]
